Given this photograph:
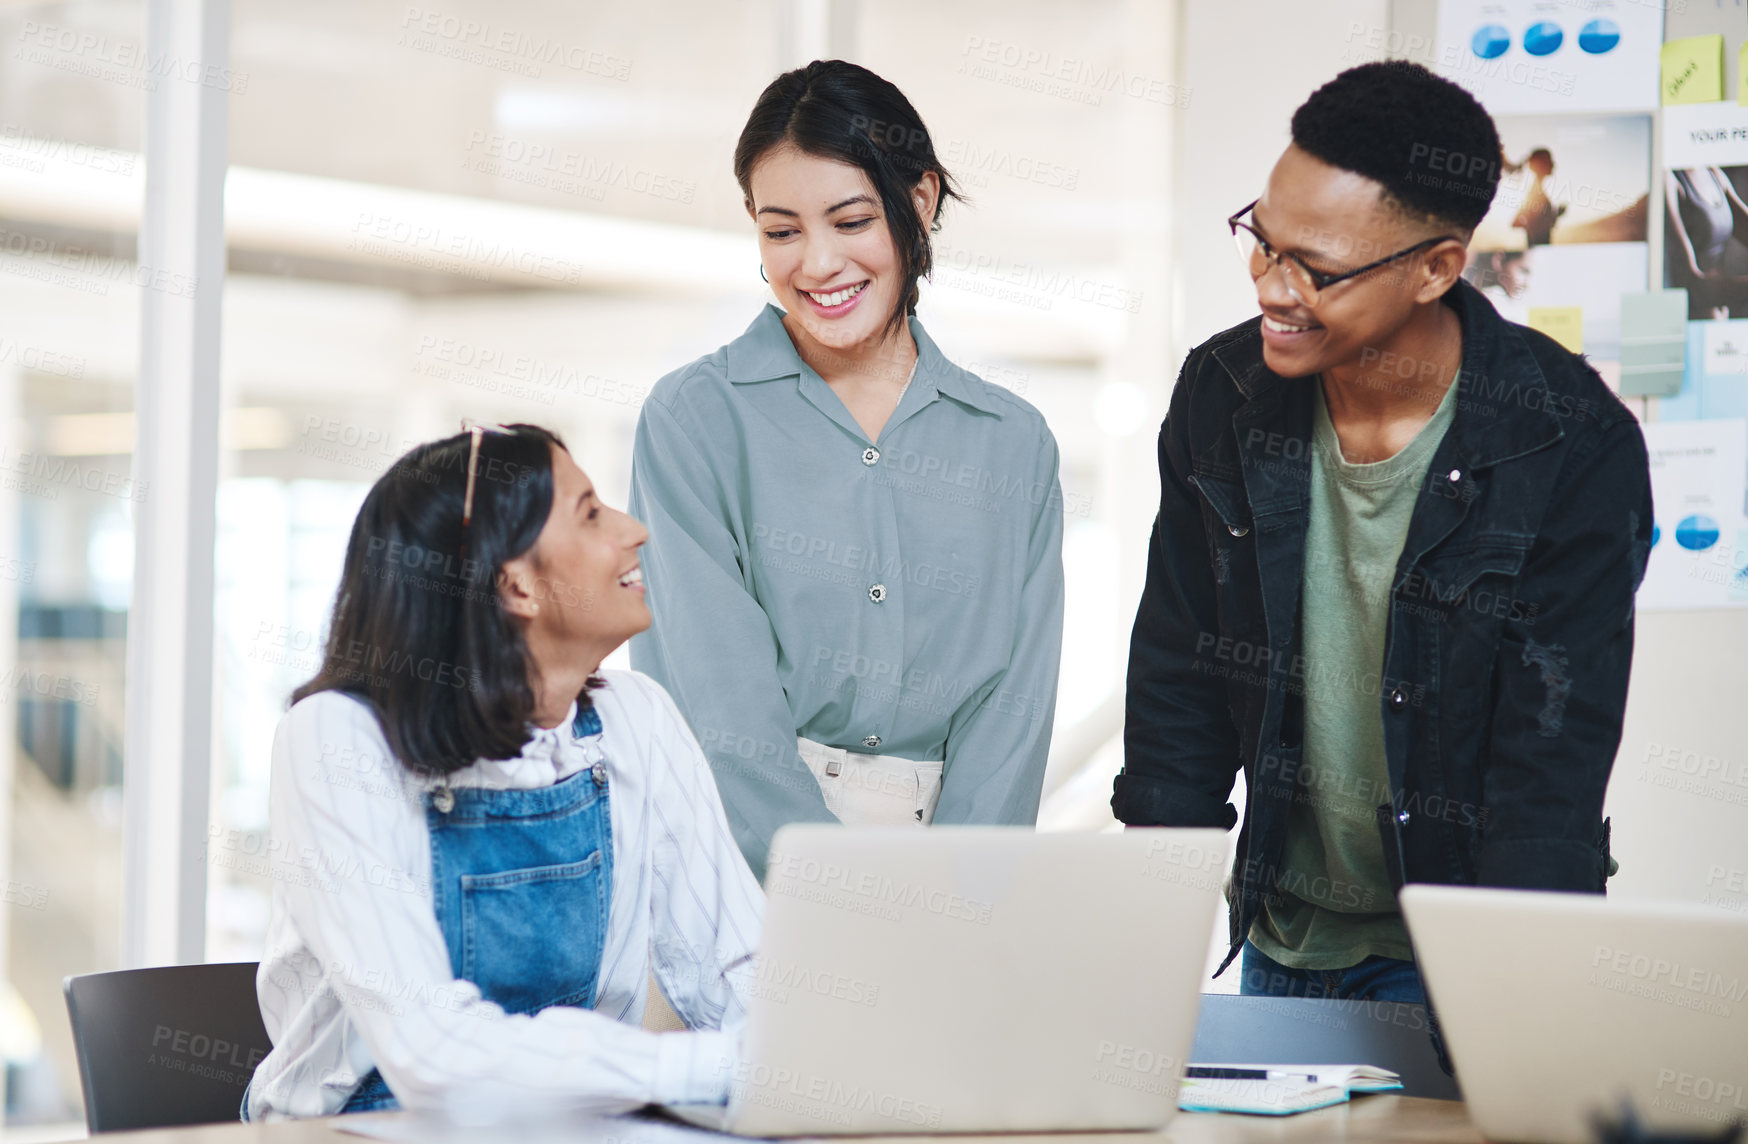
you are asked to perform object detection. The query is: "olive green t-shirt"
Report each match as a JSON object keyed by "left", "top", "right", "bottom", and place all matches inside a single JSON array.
[{"left": 1250, "top": 373, "right": 1459, "bottom": 970}]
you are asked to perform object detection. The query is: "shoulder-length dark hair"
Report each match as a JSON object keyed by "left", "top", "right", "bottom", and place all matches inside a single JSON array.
[
  {"left": 734, "top": 59, "right": 964, "bottom": 338},
  {"left": 293, "top": 424, "right": 598, "bottom": 778}
]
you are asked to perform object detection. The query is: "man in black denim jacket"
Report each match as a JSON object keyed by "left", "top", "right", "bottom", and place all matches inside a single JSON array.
[{"left": 1113, "top": 63, "right": 1652, "bottom": 998}]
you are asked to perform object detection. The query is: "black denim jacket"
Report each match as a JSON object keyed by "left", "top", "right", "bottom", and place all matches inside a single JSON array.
[{"left": 1113, "top": 280, "right": 1653, "bottom": 974}]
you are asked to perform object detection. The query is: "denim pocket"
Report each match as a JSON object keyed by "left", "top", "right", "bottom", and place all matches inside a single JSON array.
[
  {"left": 460, "top": 851, "right": 606, "bottom": 1014},
  {"left": 1409, "top": 538, "right": 1533, "bottom": 615}
]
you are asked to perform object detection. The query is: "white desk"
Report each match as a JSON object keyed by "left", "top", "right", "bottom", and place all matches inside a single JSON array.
[{"left": 100, "top": 1096, "right": 1482, "bottom": 1143}]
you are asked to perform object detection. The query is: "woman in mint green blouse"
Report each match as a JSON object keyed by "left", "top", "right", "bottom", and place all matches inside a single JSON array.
[{"left": 628, "top": 61, "right": 1064, "bottom": 879}]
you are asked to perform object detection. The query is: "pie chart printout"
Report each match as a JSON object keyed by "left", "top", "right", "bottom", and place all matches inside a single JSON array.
[
  {"left": 1675, "top": 515, "right": 1721, "bottom": 552},
  {"left": 1472, "top": 24, "right": 1510, "bottom": 59},
  {"left": 1578, "top": 19, "right": 1620, "bottom": 54},
  {"left": 1438, "top": 4, "right": 1659, "bottom": 114},
  {"left": 1523, "top": 21, "right": 1564, "bottom": 57}
]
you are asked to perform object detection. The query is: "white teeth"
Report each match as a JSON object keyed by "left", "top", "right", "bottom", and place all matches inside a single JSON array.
[
  {"left": 1262, "top": 314, "right": 1313, "bottom": 334},
  {"left": 618, "top": 567, "right": 642, "bottom": 587},
  {"left": 806, "top": 282, "right": 865, "bottom": 307}
]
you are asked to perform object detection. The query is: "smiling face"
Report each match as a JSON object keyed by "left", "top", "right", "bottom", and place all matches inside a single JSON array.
[
  {"left": 1248, "top": 144, "right": 1464, "bottom": 379},
  {"left": 499, "top": 443, "right": 649, "bottom": 658},
  {"left": 747, "top": 143, "right": 934, "bottom": 355}
]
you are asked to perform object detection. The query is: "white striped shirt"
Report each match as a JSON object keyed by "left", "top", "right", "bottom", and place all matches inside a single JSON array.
[{"left": 245, "top": 670, "right": 764, "bottom": 1121}]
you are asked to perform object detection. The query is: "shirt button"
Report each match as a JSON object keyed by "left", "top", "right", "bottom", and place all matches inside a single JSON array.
[
  {"left": 1447, "top": 468, "right": 1462, "bottom": 483},
  {"left": 863, "top": 735, "right": 882, "bottom": 749},
  {"left": 1227, "top": 524, "right": 1250, "bottom": 537},
  {"left": 1388, "top": 686, "right": 1409, "bottom": 712},
  {"left": 862, "top": 447, "right": 880, "bottom": 466},
  {"left": 868, "top": 583, "right": 887, "bottom": 604}
]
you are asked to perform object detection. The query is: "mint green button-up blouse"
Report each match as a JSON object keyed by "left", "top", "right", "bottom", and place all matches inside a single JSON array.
[{"left": 628, "top": 305, "right": 1065, "bottom": 878}]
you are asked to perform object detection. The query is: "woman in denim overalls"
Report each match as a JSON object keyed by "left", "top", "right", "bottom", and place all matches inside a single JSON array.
[{"left": 242, "top": 425, "right": 763, "bottom": 1120}]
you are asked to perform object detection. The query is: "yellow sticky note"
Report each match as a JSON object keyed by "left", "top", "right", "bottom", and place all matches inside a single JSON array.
[
  {"left": 1662, "top": 34, "right": 1724, "bottom": 106},
  {"left": 1528, "top": 306, "right": 1584, "bottom": 353},
  {"left": 1738, "top": 41, "right": 1748, "bottom": 104}
]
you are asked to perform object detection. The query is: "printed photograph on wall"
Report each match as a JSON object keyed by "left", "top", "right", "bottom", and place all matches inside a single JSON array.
[
  {"left": 1469, "top": 114, "right": 1650, "bottom": 251},
  {"left": 1664, "top": 164, "right": 1748, "bottom": 320}
]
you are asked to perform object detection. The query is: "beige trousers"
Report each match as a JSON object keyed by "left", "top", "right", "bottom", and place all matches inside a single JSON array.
[
  {"left": 797, "top": 737, "right": 944, "bottom": 826},
  {"left": 642, "top": 975, "right": 687, "bottom": 1031}
]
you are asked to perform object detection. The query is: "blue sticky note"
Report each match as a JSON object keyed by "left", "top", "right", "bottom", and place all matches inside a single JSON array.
[{"left": 1663, "top": 319, "right": 1748, "bottom": 419}]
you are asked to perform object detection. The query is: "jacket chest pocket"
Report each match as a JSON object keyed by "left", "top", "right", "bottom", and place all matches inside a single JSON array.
[{"left": 1403, "top": 537, "right": 1536, "bottom": 628}]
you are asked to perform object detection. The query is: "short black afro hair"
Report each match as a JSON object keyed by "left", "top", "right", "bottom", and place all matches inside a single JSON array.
[{"left": 1290, "top": 61, "right": 1501, "bottom": 232}]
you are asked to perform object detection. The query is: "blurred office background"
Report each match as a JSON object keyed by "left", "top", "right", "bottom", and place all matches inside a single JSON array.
[{"left": 0, "top": 0, "right": 1741, "bottom": 1132}]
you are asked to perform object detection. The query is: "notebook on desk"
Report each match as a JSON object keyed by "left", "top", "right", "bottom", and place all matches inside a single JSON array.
[
  {"left": 665, "top": 825, "right": 1229, "bottom": 1136},
  {"left": 1179, "top": 1063, "right": 1402, "bottom": 1115}
]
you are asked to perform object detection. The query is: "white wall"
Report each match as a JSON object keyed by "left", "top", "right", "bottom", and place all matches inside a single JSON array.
[
  {"left": 1173, "top": 0, "right": 1389, "bottom": 366},
  {"left": 1609, "top": 615, "right": 1748, "bottom": 911}
]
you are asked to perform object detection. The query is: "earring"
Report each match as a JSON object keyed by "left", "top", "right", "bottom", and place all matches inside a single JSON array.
[
  {"left": 759, "top": 265, "right": 768, "bottom": 283},
  {"left": 532, "top": 603, "right": 540, "bottom": 615}
]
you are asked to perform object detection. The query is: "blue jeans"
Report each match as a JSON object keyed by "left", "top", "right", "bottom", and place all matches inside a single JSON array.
[{"left": 1238, "top": 940, "right": 1427, "bottom": 1004}]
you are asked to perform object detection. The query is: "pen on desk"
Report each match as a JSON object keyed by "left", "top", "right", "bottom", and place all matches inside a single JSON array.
[{"left": 1184, "top": 1067, "right": 1320, "bottom": 1082}]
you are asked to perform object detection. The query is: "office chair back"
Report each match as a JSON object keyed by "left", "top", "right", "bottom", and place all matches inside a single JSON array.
[{"left": 63, "top": 961, "right": 271, "bottom": 1133}]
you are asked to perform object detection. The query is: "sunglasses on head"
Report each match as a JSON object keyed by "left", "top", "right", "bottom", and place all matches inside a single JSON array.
[{"left": 459, "top": 419, "right": 515, "bottom": 545}]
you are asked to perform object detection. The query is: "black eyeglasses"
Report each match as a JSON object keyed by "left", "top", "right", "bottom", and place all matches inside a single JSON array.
[{"left": 1228, "top": 199, "right": 1456, "bottom": 306}]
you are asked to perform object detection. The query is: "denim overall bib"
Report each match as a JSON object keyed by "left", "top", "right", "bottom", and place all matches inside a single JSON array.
[{"left": 245, "top": 704, "right": 613, "bottom": 1118}]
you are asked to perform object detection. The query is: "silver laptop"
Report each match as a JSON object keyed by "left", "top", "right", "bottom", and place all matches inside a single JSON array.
[
  {"left": 668, "top": 824, "right": 1227, "bottom": 1136},
  {"left": 1402, "top": 885, "right": 1748, "bottom": 1144}
]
